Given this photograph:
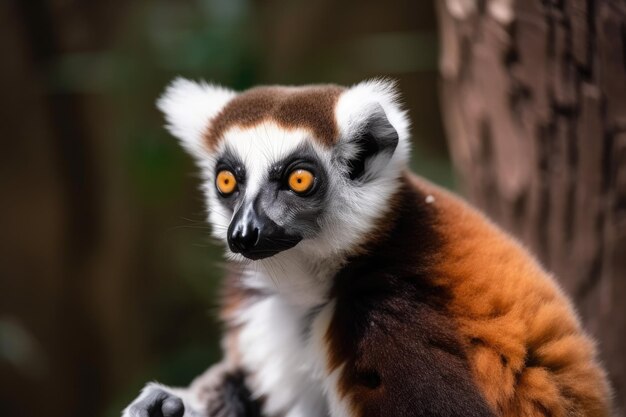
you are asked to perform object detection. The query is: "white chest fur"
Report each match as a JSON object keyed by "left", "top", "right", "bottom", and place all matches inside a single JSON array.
[
  {"left": 236, "top": 293, "right": 329, "bottom": 417},
  {"left": 231, "top": 251, "right": 356, "bottom": 417}
]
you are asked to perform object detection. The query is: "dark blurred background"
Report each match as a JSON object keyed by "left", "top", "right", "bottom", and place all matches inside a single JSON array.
[{"left": 0, "top": 1, "right": 451, "bottom": 416}]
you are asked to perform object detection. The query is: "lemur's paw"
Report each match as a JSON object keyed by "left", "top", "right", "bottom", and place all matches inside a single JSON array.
[{"left": 122, "top": 383, "right": 185, "bottom": 417}]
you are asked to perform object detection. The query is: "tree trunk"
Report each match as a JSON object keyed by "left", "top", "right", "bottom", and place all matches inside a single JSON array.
[{"left": 437, "top": 0, "right": 626, "bottom": 415}]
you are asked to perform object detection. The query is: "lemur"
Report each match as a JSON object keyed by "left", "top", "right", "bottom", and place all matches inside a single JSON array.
[{"left": 123, "top": 79, "right": 611, "bottom": 417}]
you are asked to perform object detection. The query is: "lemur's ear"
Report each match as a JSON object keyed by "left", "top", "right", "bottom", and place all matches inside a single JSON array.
[
  {"left": 334, "top": 79, "right": 410, "bottom": 181},
  {"left": 157, "top": 78, "right": 236, "bottom": 159}
]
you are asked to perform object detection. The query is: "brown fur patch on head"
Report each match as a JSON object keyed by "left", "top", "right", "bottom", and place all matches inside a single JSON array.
[{"left": 205, "top": 85, "right": 345, "bottom": 151}]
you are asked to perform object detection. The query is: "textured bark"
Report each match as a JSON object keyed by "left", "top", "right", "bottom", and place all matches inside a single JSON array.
[{"left": 437, "top": 0, "right": 626, "bottom": 415}]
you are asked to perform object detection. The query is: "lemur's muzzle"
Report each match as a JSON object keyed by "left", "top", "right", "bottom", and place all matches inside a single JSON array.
[{"left": 227, "top": 203, "right": 302, "bottom": 260}]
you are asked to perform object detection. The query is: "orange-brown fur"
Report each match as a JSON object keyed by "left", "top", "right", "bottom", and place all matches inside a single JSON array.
[{"left": 409, "top": 175, "right": 612, "bottom": 417}]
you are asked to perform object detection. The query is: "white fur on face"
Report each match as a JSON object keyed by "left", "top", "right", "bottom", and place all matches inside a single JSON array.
[
  {"left": 202, "top": 122, "right": 333, "bottom": 254},
  {"left": 159, "top": 77, "right": 412, "bottom": 278},
  {"left": 295, "top": 79, "right": 411, "bottom": 260}
]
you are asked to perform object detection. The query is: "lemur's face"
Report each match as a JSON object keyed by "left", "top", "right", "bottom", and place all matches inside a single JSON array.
[
  {"left": 211, "top": 126, "right": 331, "bottom": 260},
  {"left": 158, "top": 80, "right": 410, "bottom": 262}
]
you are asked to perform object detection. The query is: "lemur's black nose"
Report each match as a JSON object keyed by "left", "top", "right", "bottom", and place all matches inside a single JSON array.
[
  {"left": 229, "top": 223, "right": 260, "bottom": 253},
  {"left": 227, "top": 201, "right": 302, "bottom": 260}
]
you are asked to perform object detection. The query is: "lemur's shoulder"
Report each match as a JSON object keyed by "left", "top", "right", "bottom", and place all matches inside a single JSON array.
[
  {"left": 405, "top": 172, "right": 612, "bottom": 417},
  {"left": 325, "top": 173, "right": 496, "bottom": 417}
]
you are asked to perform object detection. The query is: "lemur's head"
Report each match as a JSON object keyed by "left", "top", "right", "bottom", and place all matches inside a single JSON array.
[{"left": 158, "top": 79, "right": 410, "bottom": 263}]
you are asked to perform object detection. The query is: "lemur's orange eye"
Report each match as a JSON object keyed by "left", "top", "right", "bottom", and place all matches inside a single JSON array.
[
  {"left": 216, "top": 170, "right": 237, "bottom": 195},
  {"left": 288, "top": 169, "right": 314, "bottom": 194}
]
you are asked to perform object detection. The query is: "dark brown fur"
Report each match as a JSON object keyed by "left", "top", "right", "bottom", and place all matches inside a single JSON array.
[
  {"left": 205, "top": 85, "right": 345, "bottom": 151},
  {"left": 326, "top": 175, "right": 495, "bottom": 417},
  {"left": 325, "top": 173, "right": 611, "bottom": 417}
]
